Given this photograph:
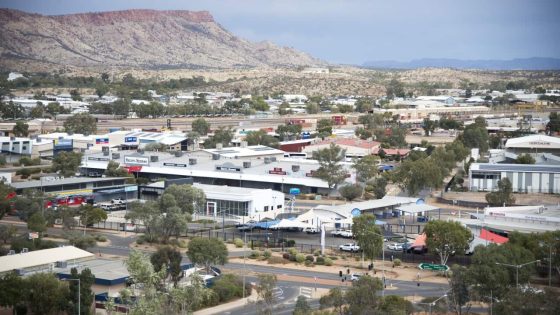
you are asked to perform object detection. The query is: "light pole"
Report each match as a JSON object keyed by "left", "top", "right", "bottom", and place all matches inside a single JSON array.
[
  {"left": 63, "top": 278, "right": 80, "bottom": 315},
  {"left": 496, "top": 260, "right": 540, "bottom": 288},
  {"left": 416, "top": 293, "right": 447, "bottom": 315},
  {"left": 367, "top": 230, "right": 386, "bottom": 297}
]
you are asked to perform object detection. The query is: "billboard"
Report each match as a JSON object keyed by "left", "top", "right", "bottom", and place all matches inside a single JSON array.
[{"left": 124, "top": 156, "right": 149, "bottom": 165}]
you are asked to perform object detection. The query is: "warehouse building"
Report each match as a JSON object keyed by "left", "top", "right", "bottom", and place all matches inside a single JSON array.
[{"left": 469, "top": 163, "right": 560, "bottom": 194}]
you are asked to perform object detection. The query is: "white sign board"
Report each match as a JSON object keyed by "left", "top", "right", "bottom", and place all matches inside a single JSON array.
[{"left": 124, "top": 156, "right": 149, "bottom": 166}]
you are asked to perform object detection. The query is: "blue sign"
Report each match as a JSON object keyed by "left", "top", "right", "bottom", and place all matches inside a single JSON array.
[
  {"left": 125, "top": 137, "right": 138, "bottom": 143},
  {"left": 289, "top": 188, "right": 301, "bottom": 195},
  {"left": 351, "top": 208, "right": 361, "bottom": 217}
]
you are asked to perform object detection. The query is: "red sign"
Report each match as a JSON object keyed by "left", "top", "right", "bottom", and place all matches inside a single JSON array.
[
  {"left": 306, "top": 170, "right": 316, "bottom": 177},
  {"left": 125, "top": 165, "right": 143, "bottom": 173},
  {"left": 269, "top": 170, "right": 287, "bottom": 175}
]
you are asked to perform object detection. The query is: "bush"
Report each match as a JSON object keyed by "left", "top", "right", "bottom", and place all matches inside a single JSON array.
[
  {"left": 282, "top": 253, "right": 290, "bottom": 260},
  {"left": 168, "top": 239, "right": 187, "bottom": 248},
  {"left": 329, "top": 256, "right": 338, "bottom": 260},
  {"left": 211, "top": 274, "right": 245, "bottom": 302},
  {"left": 305, "top": 255, "right": 314, "bottom": 263},
  {"left": 289, "top": 254, "right": 297, "bottom": 262},
  {"left": 393, "top": 258, "right": 402, "bottom": 267},
  {"left": 295, "top": 253, "right": 306, "bottom": 263},
  {"left": 288, "top": 248, "right": 298, "bottom": 256},
  {"left": 94, "top": 235, "right": 107, "bottom": 242},
  {"left": 249, "top": 250, "right": 261, "bottom": 259},
  {"left": 313, "top": 249, "right": 321, "bottom": 256},
  {"left": 286, "top": 240, "right": 296, "bottom": 247},
  {"left": 315, "top": 256, "right": 325, "bottom": 265},
  {"left": 263, "top": 250, "right": 272, "bottom": 258},
  {"left": 324, "top": 258, "right": 333, "bottom": 266},
  {"left": 233, "top": 238, "right": 244, "bottom": 248},
  {"left": 304, "top": 260, "right": 313, "bottom": 267},
  {"left": 268, "top": 256, "right": 285, "bottom": 264},
  {"left": 11, "top": 237, "right": 58, "bottom": 253}
]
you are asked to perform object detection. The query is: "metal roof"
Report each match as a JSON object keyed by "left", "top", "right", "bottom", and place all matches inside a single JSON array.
[
  {"left": 0, "top": 246, "right": 94, "bottom": 274},
  {"left": 473, "top": 163, "right": 560, "bottom": 173},
  {"left": 10, "top": 177, "right": 126, "bottom": 189}
]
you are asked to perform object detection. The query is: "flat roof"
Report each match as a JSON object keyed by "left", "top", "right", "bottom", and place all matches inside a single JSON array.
[
  {"left": 10, "top": 176, "right": 127, "bottom": 190},
  {"left": 147, "top": 181, "right": 284, "bottom": 201},
  {"left": 203, "top": 145, "right": 285, "bottom": 158},
  {"left": 315, "top": 196, "right": 421, "bottom": 215},
  {"left": 471, "top": 163, "right": 560, "bottom": 173},
  {"left": 0, "top": 246, "right": 94, "bottom": 274},
  {"left": 56, "top": 258, "right": 129, "bottom": 285},
  {"left": 397, "top": 204, "right": 440, "bottom": 214},
  {"left": 505, "top": 135, "right": 560, "bottom": 149}
]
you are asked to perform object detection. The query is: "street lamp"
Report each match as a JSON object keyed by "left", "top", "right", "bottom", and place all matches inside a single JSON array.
[
  {"left": 63, "top": 278, "right": 80, "bottom": 315},
  {"left": 416, "top": 293, "right": 447, "bottom": 315},
  {"left": 496, "top": 260, "right": 540, "bottom": 288}
]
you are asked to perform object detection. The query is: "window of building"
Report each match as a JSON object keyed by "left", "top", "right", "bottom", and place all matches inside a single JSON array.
[{"left": 264, "top": 206, "right": 269, "bottom": 212}]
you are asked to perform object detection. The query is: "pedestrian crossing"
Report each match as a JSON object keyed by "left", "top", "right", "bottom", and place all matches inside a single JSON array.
[{"left": 299, "top": 287, "right": 313, "bottom": 299}]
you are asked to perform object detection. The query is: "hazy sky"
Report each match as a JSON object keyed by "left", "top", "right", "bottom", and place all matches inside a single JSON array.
[{"left": 2, "top": 0, "right": 559, "bottom": 64}]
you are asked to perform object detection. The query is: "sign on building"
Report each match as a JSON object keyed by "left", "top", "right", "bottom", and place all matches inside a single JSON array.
[{"left": 124, "top": 156, "right": 150, "bottom": 166}]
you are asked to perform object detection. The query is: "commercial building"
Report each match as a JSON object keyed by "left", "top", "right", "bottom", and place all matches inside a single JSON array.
[
  {"left": 504, "top": 134, "right": 560, "bottom": 155},
  {"left": 202, "top": 144, "right": 286, "bottom": 159},
  {"left": 376, "top": 105, "right": 490, "bottom": 123},
  {"left": 302, "top": 138, "right": 381, "bottom": 160},
  {"left": 469, "top": 163, "right": 560, "bottom": 194},
  {"left": 139, "top": 181, "right": 285, "bottom": 219},
  {"left": 0, "top": 246, "right": 94, "bottom": 276}
]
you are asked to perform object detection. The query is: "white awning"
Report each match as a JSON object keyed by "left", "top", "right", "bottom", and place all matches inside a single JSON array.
[{"left": 270, "top": 218, "right": 311, "bottom": 229}]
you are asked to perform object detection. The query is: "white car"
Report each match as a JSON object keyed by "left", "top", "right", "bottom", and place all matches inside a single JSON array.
[
  {"left": 339, "top": 243, "right": 360, "bottom": 252},
  {"left": 339, "top": 230, "right": 353, "bottom": 238},
  {"left": 350, "top": 273, "right": 362, "bottom": 281},
  {"left": 304, "top": 227, "right": 319, "bottom": 234},
  {"left": 387, "top": 243, "right": 404, "bottom": 251}
]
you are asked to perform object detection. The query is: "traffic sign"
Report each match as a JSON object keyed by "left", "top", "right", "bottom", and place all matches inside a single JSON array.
[{"left": 418, "top": 263, "right": 449, "bottom": 271}]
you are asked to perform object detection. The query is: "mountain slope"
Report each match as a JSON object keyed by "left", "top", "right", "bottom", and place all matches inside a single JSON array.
[
  {"left": 363, "top": 57, "right": 560, "bottom": 70},
  {"left": 0, "top": 9, "right": 322, "bottom": 70}
]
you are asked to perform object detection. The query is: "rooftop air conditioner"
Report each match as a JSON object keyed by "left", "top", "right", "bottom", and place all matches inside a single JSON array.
[
  {"left": 264, "top": 157, "right": 271, "bottom": 164},
  {"left": 150, "top": 156, "right": 158, "bottom": 162},
  {"left": 175, "top": 151, "right": 183, "bottom": 157},
  {"left": 189, "top": 158, "right": 197, "bottom": 165},
  {"left": 292, "top": 165, "right": 300, "bottom": 172},
  {"left": 212, "top": 154, "right": 220, "bottom": 160},
  {"left": 112, "top": 153, "right": 120, "bottom": 159},
  {"left": 270, "top": 157, "right": 277, "bottom": 162},
  {"left": 103, "top": 151, "right": 110, "bottom": 156},
  {"left": 21, "top": 248, "right": 29, "bottom": 253},
  {"left": 243, "top": 161, "right": 251, "bottom": 168}
]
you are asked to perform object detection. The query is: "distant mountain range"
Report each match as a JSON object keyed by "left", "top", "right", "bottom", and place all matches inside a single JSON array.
[
  {"left": 0, "top": 9, "right": 323, "bottom": 70},
  {"left": 362, "top": 57, "right": 560, "bottom": 70}
]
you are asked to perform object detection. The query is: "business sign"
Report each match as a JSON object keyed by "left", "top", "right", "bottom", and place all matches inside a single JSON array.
[
  {"left": 125, "top": 137, "right": 138, "bottom": 143},
  {"left": 54, "top": 139, "right": 73, "bottom": 147},
  {"left": 269, "top": 167, "right": 287, "bottom": 175},
  {"left": 95, "top": 138, "right": 109, "bottom": 144},
  {"left": 124, "top": 186, "right": 138, "bottom": 192},
  {"left": 124, "top": 156, "right": 149, "bottom": 166},
  {"left": 351, "top": 208, "right": 361, "bottom": 217},
  {"left": 88, "top": 157, "right": 110, "bottom": 161},
  {"left": 28, "top": 232, "right": 39, "bottom": 240},
  {"left": 289, "top": 188, "right": 300, "bottom": 195},
  {"left": 163, "top": 162, "right": 187, "bottom": 167}
]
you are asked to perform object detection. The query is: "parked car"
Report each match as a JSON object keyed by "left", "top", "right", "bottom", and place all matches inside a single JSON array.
[
  {"left": 339, "top": 230, "right": 353, "bottom": 238},
  {"left": 236, "top": 224, "right": 254, "bottom": 232},
  {"left": 350, "top": 273, "right": 362, "bottom": 281},
  {"left": 387, "top": 243, "right": 404, "bottom": 251},
  {"left": 331, "top": 229, "right": 344, "bottom": 237},
  {"left": 111, "top": 198, "right": 126, "bottom": 205},
  {"left": 304, "top": 227, "right": 319, "bottom": 234},
  {"left": 339, "top": 243, "right": 360, "bottom": 252}
]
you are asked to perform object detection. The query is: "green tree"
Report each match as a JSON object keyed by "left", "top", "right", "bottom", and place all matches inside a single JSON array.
[
  {"left": 255, "top": 274, "right": 278, "bottom": 315},
  {"left": 422, "top": 118, "right": 436, "bottom": 136},
  {"left": 365, "top": 177, "right": 388, "bottom": 199},
  {"left": 0, "top": 101, "right": 24, "bottom": 119},
  {"left": 30, "top": 102, "right": 45, "bottom": 118},
  {"left": 515, "top": 154, "right": 535, "bottom": 164},
  {"left": 311, "top": 143, "right": 348, "bottom": 189},
  {"left": 547, "top": 112, "right": 560, "bottom": 134},
  {"left": 151, "top": 246, "right": 183, "bottom": 287},
  {"left": 317, "top": 119, "right": 333, "bottom": 137},
  {"left": 355, "top": 98, "right": 373, "bottom": 113},
  {"left": 355, "top": 127, "right": 373, "bottom": 140},
  {"left": 276, "top": 124, "right": 302, "bottom": 141},
  {"left": 358, "top": 114, "right": 384, "bottom": 130},
  {"left": 125, "top": 250, "right": 166, "bottom": 314},
  {"left": 126, "top": 201, "right": 161, "bottom": 242},
  {"left": 104, "top": 160, "right": 131, "bottom": 177},
  {"left": 46, "top": 102, "right": 68, "bottom": 117},
  {"left": 70, "top": 89, "right": 82, "bottom": 101},
  {"left": 192, "top": 118, "right": 210, "bottom": 136},
  {"left": 0, "top": 225, "right": 17, "bottom": 244},
  {"left": 52, "top": 151, "right": 83, "bottom": 177},
  {"left": 493, "top": 287, "right": 560, "bottom": 315},
  {"left": 163, "top": 184, "right": 206, "bottom": 215},
  {"left": 64, "top": 113, "right": 97, "bottom": 134},
  {"left": 95, "top": 83, "right": 109, "bottom": 98},
  {"left": 386, "top": 79, "right": 405, "bottom": 99},
  {"left": 424, "top": 220, "right": 472, "bottom": 265},
  {"left": 352, "top": 214, "right": 383, "bottom": 265},
  {"left": 168, "top": 273, "right": 211, "bottom": 314},
  {"left": 12, "top": 121, "right": 29, "bottom": 137},
  {"left": 345, "top": 275, "right": 383, "bottom": 315},
  {"left": 392, "top": 158, "right": 444, "bottom": 196},
  {"left": 338, "top": 184, "right": 363, "bottom": 201},
  {"left": 79, "top": 204, "right": 107, "bottom": 226},
  {"left": 0, "top": 271, "right": 27, "bottom": 312},
  {"left": 305, "top": 102, "right": 319, "bottom": 114},
  {"left": 0, "top": 182, "right": 15, "bottom": 220},
  {"left": 68, "top": 267, "right": 95, "bottom": 315},
  {"left": 319, "top": 287, "right": 345, "bottom": 315},
  {"left": 245, "top": 130, "right": 279, "bottom": 148},
  {"left": 27, "top": 212, "right": 47, "bottom": 235},
  {"left": 112, "top": 98, "right": 131, "bottom": 116},
  {"left": 278, "top": 102, "right": 291, "bottom": 115},
  {"left": 204, "top": 126, "right": 234, "bottom": 148},
  {"left": 485, "top": 178, "right": 515, "bottom": 206},
  {"left": 187, "top": 237, "right": 228, "bottom": 273},
  {"left": 352, "top": 155, "right": 379, "bottom": 183},
  {"left": 377, "top": 295, "right": 414, "bottom": 315},
  {"left": 14, "top": 188, "right": 44, "bottom": 221},
  {"left": 26, "top": 273, "right": 70, "bottom": 315},
  {"left": 448, "top": 265, "right": 471, "bottom": 315},
  {"left": 293, "top": 295, "right": 312, "bottom": 315},
  {"left": 459, "top": 116, "right": 489, "bottom": 152}
]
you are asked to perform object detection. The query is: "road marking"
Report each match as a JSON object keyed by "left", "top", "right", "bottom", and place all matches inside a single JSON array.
[{"left": 299, "top": 287, "right": 313, "bottom": 298}]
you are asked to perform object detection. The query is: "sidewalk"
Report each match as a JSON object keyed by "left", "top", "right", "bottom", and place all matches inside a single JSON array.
[{"left": 193, "top": 290, "right": 258, "bottom": 315}]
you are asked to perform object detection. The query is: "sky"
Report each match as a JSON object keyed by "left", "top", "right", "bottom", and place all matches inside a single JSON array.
[{"left": 1, "top": 0, "right": 559, "bottom": 65}]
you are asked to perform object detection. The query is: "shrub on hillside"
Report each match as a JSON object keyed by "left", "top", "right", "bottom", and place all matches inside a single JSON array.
[{"left": 295, "top": 253, "right": 306, "bottom": 263}]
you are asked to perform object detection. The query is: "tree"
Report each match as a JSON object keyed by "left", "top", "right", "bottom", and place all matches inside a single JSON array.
[
  {"left": 151, "top": 246, "right": 183, "bottom": 287},
  {"left": 126, "top": 201, "right": 161, "bottom": 242},
  {"left": 12, "top": 121, "right": 29, "bottom": 137},
  {"left": 255, "top": 274, "right": 278, "bottom": 315},
  {"left": 317, "top": 119, "right": 333, "bottom": 137},
  {"left": 27, "top": 212, "right": 47, "bottom": 234},
  {"left": 192, "top": 118, "right": 210, "bottom": 135},
  {"left": 46, "top": 101, "right": 68, "bottom": 117},
  {"left": 355, "top": 98, "right": 373, "bottom": 113},
  {"left": 112, "top": 98, "right": 131, "bottom": 116},
  {"left": 293, "top": 295, "right": 312, "bottom": 315},
  {"left": 493, "top": 287, "right": 560, "bottom": 315},
  {"left": 276, "top": 124, "right": 302, "bottom": 141},
  {"left": 392, "top": 158, "right": 444, "bottom": 196},
  {"left": 352, "top": 214, "right": 383, "bottom": 265},
  {"left": 52, "top": 151, "right": 83, "bottom": 177},
  {"left": 25, "top": 273, "right": 70, "bottom": 315},
  {"left": 0, "top": 182, "right": 15, "bottom": 220},
  {"left": 125, "top": 250, "right": 166, "bottom": 314},
  {"left": 104, "top": 160, "right": 131, "bottom": 177},
  {"left": 365, "top": 177, "right": 387, "bottom": 199},
  {"left": 30, "top": 102, "right": 45, "bottom": 118},
  {"left": 311, "top": 143, "right": 348, "bottom": 189},
  {"left": 278, "top": 102, "right": 291, "bottom": 115},
  {"left": 79, "top": 204, "right": 107, "bottom": 231},
  {"left": 459, "top": 116, "right": 489, "bottom": 152},
  {"left": 95, "top": 83, "right": 109, "bottom": 98},
  {"left": 339, "top": 184, "right": 363, "bottom": 201},
  {"left": 424, "top": 220, "right": 472, "bottom": 266},
  {"left": 0, "top": 225, "right": 17, "bottom": 244},
  {"left": 245, "top": 130, "right": 279, "bottom": 148},
  {"left": 386, "top": 79, "right": 405, "bottom": 99},
  {"left": 378, "top": 295, "right": 414, "bottom": 315},
  {"left": 64, "top": 113, "right": 97, "bottom": 134},
  {"left": 448, "top": 265, "right": 471, "bottom": 315},
  {"left": 305, "top": 102, "right": 319, "bottom": 114},
  {"left": 422, "top": 118, "right": 436, "bottom": 136},
  {"left": 14, "top": 188, "right": 44, "bottom": 221},
  {"left": 485, "top": 178, "right": 515, "bottom": 206},
  {"left": 0, "top": 271, "right": 27, "bottom": 312},
  {"left": 515, "top": 154, "right": 535, "bottom": 164},
  {"left": 345, "top": 275, "right": 383, "bottom": 315},
  {"left": 319, "top": 287, "right": 345, "bottom": 315},
  {"left": 70, "top": 89, "right": 82, "bottom": 101},
  {"left": 204, "top": 126, "right": 234, "bottom": 148},
  {"left": 547, "top": 112, "right": 560, "bottom": 134},
  {"left": 355, "top": 127, "right": 373, "bottom": 140},
  {"left": 163, "top": 184, "right": 206, "bottom": 215},
  {"left": 352, "top": 155, "right": 379, "bottom": 183},
  {"left": 68, "top": 267, "right": 95, "bottom": 315},
  {"left": 187, "top": 237, "right": 228, "bottom": 273},
  {"left": 0, "top": 101, "right": 24, "bottom": 119},
  {"left": 358, "top": 114, "right": 384, "bottom": 130},
  {"left": 168, "top": 273, "right": 211, "bottom": 314}
]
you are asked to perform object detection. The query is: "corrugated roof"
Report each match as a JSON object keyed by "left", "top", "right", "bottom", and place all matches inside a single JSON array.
[
  {"left": 474, "top": 163, "right": 560, "bottom": 173},
  {"left": 10, "top": 177, "right": 126, "bottom": 189},
  {"left": 0, "top": 246, "right": 94, "bottom": 274}
]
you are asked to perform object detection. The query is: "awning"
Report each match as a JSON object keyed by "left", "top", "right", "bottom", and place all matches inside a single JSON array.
[
  {"left": 480, "top": 228, "right": 508, "bottom": 244},
  {"left": 270, "top": 218, "right": 311, "bottom": 230},
  {"left": 411, "top": 233, "right": 426, "bottom": 247}
]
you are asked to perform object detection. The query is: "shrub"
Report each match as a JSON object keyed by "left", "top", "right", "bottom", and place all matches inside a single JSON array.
[
  {"left": 94, "top": 235, "right": 107, "bottom": 242},
  {"left": 263, "top": 250, "right": 272, "bottom": 258},
  {"left": 289, "top": 254, "right": 297, "bottom": 262},
  {"left": 249, "top": 250, "right": 261, "bottom": 259},
  {"left": 304, "top": 260, "right": 313, "bottom": 267},
  {"left": 168, "top": 239, "right": 187, "bottom": 248},
  {"left": 315, "top": 257, "right": 325, "bottom": 265},
  {"left": 268, "top": 256, "right": 285, "bottom": 264},
  {"left": 136, "top": 237, "right": 145, "bottom": 245},
  {"left": 305, "top": 255, "right": 314, "bottom": 263},
  {"left": 288, "top": 248, "right": 298, "bottom": 256},
  {"left": 233, "top": 238, "right": 244, "bottom": 248},
  {"left": 329, "top": 256, "right": 338, "bottom": 260},
  {"left": 324, "top": 258, "right": 333, "bottom": 266},
  {"left": 286, "top": 240, "right": 296, "bottom": 247},
  {"left": 211, "top": 274, "right": 245, "bottom": 302},
  {"left": 393, "top": 258, "right": 402, "bottom": 267},
  {"left": 295, "top": 253, "right": 306, "bottom": 263},
  {"left": 282, "top": 253, "right": 290, "bottom": 260},
  {"left": 313, "top": 249, "right": 321, "bottom": 256}
]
